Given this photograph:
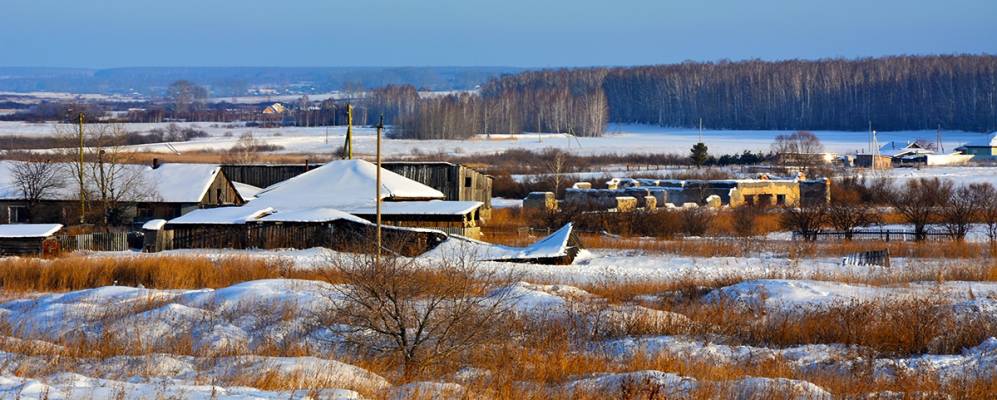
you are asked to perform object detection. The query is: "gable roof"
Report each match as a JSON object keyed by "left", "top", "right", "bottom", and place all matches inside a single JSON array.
[
  {"left": 250, "top": 159, "right": 444, "bottom": 210},
  {"left": 878, "top": 141, "right": 935, "bottom": 157},
  {"left": 963, "top": 132, "right": 997, "bottom": 148},
  {"left": 0, "top": 223, "right": 63, "bottom": 238},
  {"left": 0, "top": 161, "right": 224, "bottom": 204}
]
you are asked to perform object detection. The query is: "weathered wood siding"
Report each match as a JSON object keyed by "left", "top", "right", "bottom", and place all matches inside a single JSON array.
[
  {"left": 161, "top": 220, "right": 448, "bottom": 257},
  {"left": 221, "top": 164, "right": 316, "bottom": 189},
  {"left": 0, "top": 237, "right": 47, "bottom": 256}
]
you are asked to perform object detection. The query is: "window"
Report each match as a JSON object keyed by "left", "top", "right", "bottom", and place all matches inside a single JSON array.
[
  {"left": 744, "top": 195, "right": 755, "bottom": 206},
  {"left": 216, "top": 188, "right": 224, "bottom": 204},
  {"left": 776, "top": 194, "right": 787, "bottom": 205},
  {"left": 8, "top": 206, "right": 28, "bottom": 223},
  {"left": 464, "top": 177, "right": 473, "bottom": 188}
]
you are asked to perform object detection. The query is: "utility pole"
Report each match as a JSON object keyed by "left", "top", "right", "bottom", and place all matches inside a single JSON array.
[
  {"left": 375, "top": 115, "right": 384, "bottom": 264},
  {"left": 77, "top": 112, "right": 86, "bottom": 224},
  {"left": 343, "top": 104, "right": 353, "bottom": 159},
  {"left": 936, "top": 124, "right": 944, "bottom": 153},
  {"left": 698, "top": 118, "right": 704, "bottom": 143}
]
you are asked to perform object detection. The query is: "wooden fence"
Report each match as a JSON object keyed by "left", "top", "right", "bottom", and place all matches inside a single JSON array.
[
  {"left": 56, "top": 232, "right": 130, "bottom": 252},
  {"left": 792, "top": 230, "right": 950, "bottom": 242},
  {"left": 842, "top": 249, "right": 891, "bottom": 267}
]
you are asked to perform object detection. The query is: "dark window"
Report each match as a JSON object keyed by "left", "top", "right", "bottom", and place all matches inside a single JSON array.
[
  {"left": 776, "top": 194, "right": 787, "bottom": 205},
  {"left": 216, "top": 188, "right": 223, "bottom": 204},
  {"left": 744, "top": 195, "right": 755, "bottom": 206},
  {"left": 8, "top": 206, "right": 28, "bottom": 223},
  {"left": 464, "top": 177, "right": 472, "bottom": 188}
]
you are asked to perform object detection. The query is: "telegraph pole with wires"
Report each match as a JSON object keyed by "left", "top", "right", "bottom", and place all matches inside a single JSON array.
[
  {"left": 375, "top": 115, "right": 384, "bottom": 264},
  {"left": 77, "top": 112, "right": 86, "bottom": 224}
]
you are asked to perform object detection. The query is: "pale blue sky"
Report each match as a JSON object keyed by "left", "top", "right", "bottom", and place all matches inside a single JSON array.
[{"left": 3, "top": 0, "right": 995, "bottom": 67}]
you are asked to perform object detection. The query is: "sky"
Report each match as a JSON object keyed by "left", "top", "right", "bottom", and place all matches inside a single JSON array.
[{"left": 2, "top": 0, "right": 996, "bottom": 68}]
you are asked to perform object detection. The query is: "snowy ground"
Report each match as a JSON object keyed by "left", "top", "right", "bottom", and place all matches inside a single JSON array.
[
  {"left": 2, "top": 245, "right": 996, "bottom": 398},
  {"left": 1, "top": 121, "right": 991, "bottom": 158}
]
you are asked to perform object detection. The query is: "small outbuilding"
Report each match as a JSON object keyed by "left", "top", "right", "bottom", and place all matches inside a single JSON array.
[{"left": 0, "top": 223, "right": 62, "bottom": 256}]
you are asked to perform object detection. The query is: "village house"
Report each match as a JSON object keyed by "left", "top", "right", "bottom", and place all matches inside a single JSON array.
[
  {"left": 0, "top": 161, "right": 244, "bottom": 225},
  {"left": 0, "top": 223, "right": 62, "bottom": 256},
  {"left": 956, "top": 132, "right": 997, "bottom": 161},
  {"left": 221, "top": 161, "right": 495, "bottom": 218},
  {"left": 157, "top": 159, "right": 485, "bottom": 254}
]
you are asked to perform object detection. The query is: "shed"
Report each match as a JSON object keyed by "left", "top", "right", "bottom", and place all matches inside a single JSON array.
[{"left": 0, "top": 223, "right": 62, "bottom": 256}]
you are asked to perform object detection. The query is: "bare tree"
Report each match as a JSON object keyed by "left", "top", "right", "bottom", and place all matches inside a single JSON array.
[
  {"left": 542, "top": 148, "right": 569, "bottom": 196},
  {"left": 891, "top": 178, "right": 953, "bottom": 241},
  {"left": 224, "top": 132, "right": 263, "bottom": 164},
  {"left": 324, "top": 246, "right": 520, "bottom": 380},
  {"left": 971, "top": 183, "right": 997, "bottom": 246},
  {"left": 827, "top": 185, "right": 878, "bottom": 239},
  {"left": 779, "top": 204, "right": 828, "bottom": 241},
  {"left": 85, "top": 124, "right": 151, "bottom": 226},
  {"left": 10, "top": 156, "right": 65, "bottom": 222},
  {"left": 680, "top": 206, "right": 713, "bottom": 237},
  {"left": 731, "top": 204, "right": 762, "bottom": 238},
  {"left": 940, "top": 184, "right": 978, "bottom": 241},
  {"left": 166, "top": 80, "right": 208, "bottom": 115}
]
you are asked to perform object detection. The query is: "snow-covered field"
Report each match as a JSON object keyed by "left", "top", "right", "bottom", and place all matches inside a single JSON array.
[
  {"left": 2, "top": 120, "right": 991, "bottom": 157},
  {"left": 1, "top": 246, "right": 995, "bottom": 398}
]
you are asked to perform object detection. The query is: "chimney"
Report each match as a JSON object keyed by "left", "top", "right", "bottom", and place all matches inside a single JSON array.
[
  {"left": 304, "top": 159, "right": 310, "bottom": 171},
  {"left": 152, "top": 158, "right": 160, "bottom": 169}
]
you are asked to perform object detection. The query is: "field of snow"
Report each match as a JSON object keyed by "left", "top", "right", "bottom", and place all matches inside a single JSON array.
[
  {"left": 1, "top": 246, "right": 995, "bottom": 398},
  {"left": 2, "top": 121, "right": 991, "bottom": 158}
]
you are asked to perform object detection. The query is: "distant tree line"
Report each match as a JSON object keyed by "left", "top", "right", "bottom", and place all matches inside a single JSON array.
[{"left": 385, "top": 55, "right": 997, "bottom": 139}]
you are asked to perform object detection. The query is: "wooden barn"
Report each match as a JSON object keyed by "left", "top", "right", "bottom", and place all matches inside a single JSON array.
[
  {"left": 381, "top": 162, "right": 493, "bottom": 219},
  {"left": 0, "top": 161, "right": 245, "bottom": 225},
  {"left": 221, "top": 161, "right": 493, "bottom": 218},
  {"left": 0, "top": 223, "right": 62, "bottom": 256}
]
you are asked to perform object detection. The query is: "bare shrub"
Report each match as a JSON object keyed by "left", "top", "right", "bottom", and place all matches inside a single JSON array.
[
  {"left": 325, "top": 250, "right": 521, "bottom": 380},
  {"left": 827, "top": 184, "right": 878, "bottom": 239},
  {"left": 779, "top": 204, "right": 828, "bottom": 240},
  {"left": 891, "top": 178, "right": 953, "bottom": 240}
]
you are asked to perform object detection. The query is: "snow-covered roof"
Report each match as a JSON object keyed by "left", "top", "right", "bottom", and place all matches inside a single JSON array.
[
  {"left": 0, "top": 161, "right": 222, "bottom": 204},
  {"left": 258, "top": 208, "right": 368, "bottom": 224},
  {"left": 963, "top": 132, "right": 997, "bottom": 148},
  {"left": 250, "top": 159, "right": 445, "bottom": 210},
  {"left": 167, "top": 206, "right": 275, "bottom": 225},
  {"left": 141, "top": 219, "right": 167, "bottom": 231},
  {"left": 878, "top": 141, "right": 934, "bottom": 157},
  {"left": 0, "top": 223, "right": 62, "bottom": 238},
  {"left": 232, "top": 181, "right": 263, "bottom": 201},
  {"left": 349, "top": 200, "right": 483, "bottom": 216}
]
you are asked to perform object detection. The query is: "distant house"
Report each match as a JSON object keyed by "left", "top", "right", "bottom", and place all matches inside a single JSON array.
[
  {"left": 262, "top": 103, "right": 286, "bottom": 114},
  {"left": 0, "top": 161, "right": 244, "bottom": 225},
  {"left": 878, "top": 141, "right": 935, "bottom": 159},
  {"left": 957, "top": 133, "right": 997, "bottom": 161}
]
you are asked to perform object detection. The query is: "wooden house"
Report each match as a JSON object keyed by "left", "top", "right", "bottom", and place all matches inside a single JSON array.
[
  {"left": 381, "top": 162, "right": 494, "bottom": 219},
  {"left": 0, "top": 161, "right": 244, "bottom": 226}
]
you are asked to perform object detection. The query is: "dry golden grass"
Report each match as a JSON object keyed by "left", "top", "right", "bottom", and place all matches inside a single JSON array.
[{"left": 0, "top": 255, "right": 341, "bottom": 292}]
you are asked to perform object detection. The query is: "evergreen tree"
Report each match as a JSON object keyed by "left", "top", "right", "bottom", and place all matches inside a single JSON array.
[{"left": 690, "top": 142, "right": 709, "bottom": 168}]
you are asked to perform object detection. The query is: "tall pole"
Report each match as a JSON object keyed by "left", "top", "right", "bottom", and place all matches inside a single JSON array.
[
  {"left": 78, "top": 113, "right": 86, "bottom": 224},
  {"left": 343, "top": 104, "right": 353, "bottom": 160},
  {"left": 375, "top": 115, "right": 384, "bottom": 263}
]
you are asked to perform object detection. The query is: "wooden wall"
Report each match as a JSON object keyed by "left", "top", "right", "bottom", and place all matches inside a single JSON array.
[{"left": 221, "top": 164, "right": 316, "bottom": 189}]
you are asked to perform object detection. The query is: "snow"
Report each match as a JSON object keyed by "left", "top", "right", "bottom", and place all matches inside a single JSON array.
[
  {"left": 348, "top": 200, "right": 483, "bottom": 216},
  {"left": 0, "top": 223, "right": 62, "bottom": 238},
  {"left": 250, "top": 160, "right": 443, "bottom": 211},
  {"left": 491, "top": 197, "right": 523, "bottom": 208},
  {"left": 704, "top": 279, "right": 997, "bottom": 313},
  {"left": 258, "top": 207, "right": 368, "bottom": 224},
  {"left": 426, "top": 223, "right": 576, "bottom": 261},
  {"left": 166, "top": 206, "right": 275, "bottom": 225},
  {"left": 0, "top": 161, "right": 221, "bottom": 203},
  {"left": 140, "top": 219, "right": 166, "bottom": 230},
  {"left": 232, "top": 181, "right": 263, "bottom": 200},
  {"left": 4, "top": 121, "right": 991, "bottom": 158},
  {"left": 961, "top": 132, "right": 997, "bottom": 148}
]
